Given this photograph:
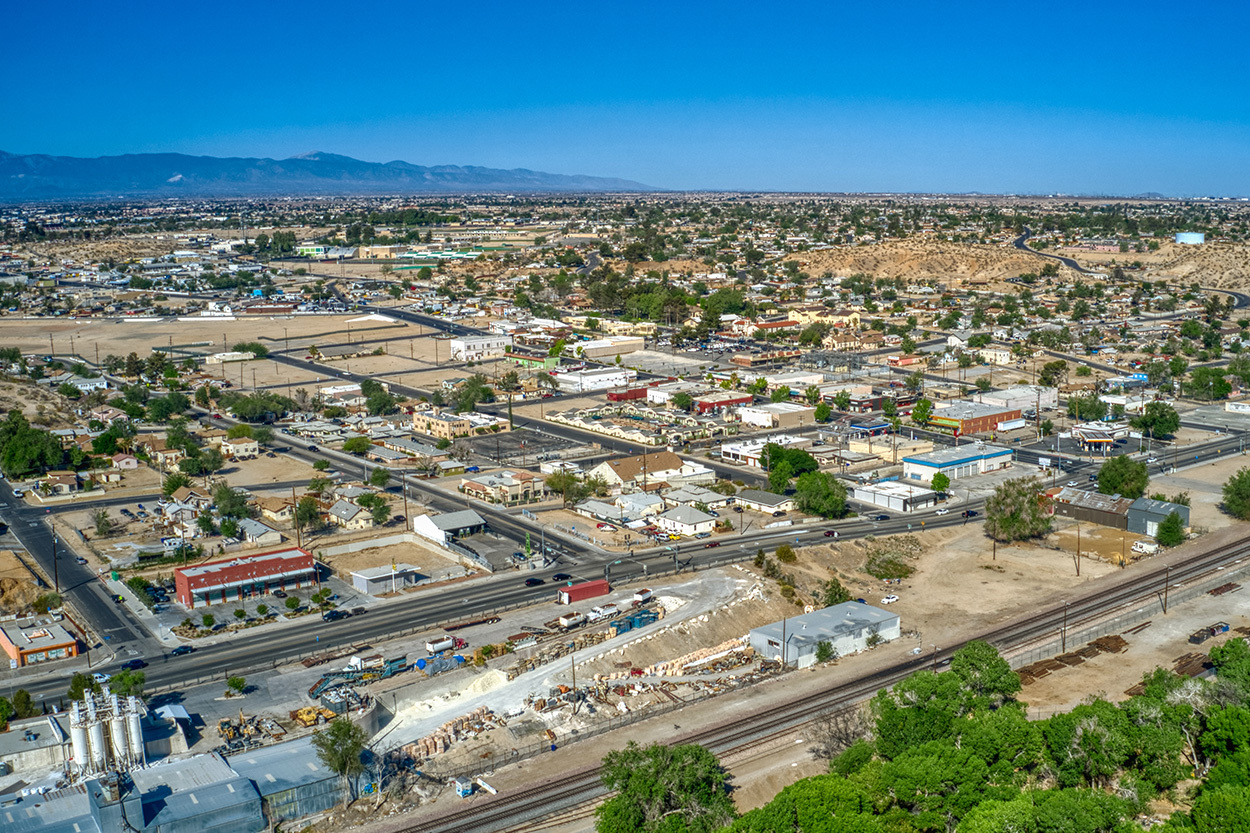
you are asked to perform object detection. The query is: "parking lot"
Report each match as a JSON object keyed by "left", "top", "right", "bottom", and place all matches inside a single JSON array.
[{"left": 461, "top": 426, "right": 591, "bottom": 465}]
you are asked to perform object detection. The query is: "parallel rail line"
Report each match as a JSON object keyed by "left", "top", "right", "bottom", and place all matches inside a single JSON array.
[{"left": 393, "top": 534, "right": 1250, "bottom": 833}]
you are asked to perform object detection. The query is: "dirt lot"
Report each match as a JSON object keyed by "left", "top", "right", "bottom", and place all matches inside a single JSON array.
[
  {"left": 0, "top": 549, "right": 41, "bottom": 614},
  {"left": 1147, "top": 451, "right": 1250, "bottom": 532},
  {"left": 1019, "top": 575, "right": 1250, "bottom": 717},
  {"left": 315, "top": 537, "right": 467, "bottom": 583}
]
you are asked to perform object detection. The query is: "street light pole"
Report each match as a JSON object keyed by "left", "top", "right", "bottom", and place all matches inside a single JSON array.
[{"left": 1061, "top": 601, "right": 1068, "bottom": 652}]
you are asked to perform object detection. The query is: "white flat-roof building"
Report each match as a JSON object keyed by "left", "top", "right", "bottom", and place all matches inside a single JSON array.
[
  {"left": 351, "top": 563, "right": 421, "bottom": 595},
  {"left": 449, "top": 335, "right": 512, "bottom": 361},
  {"left": 852, "top": 481, "right": 939, "bottom": 512},
  {"left": 719, "top": 434, "right": 811, "bottom": 468}
]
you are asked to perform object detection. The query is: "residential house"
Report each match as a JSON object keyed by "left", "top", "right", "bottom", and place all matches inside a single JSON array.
[
  {"left": 328, "top": 499, "right": 374, "bottom": 531},
  {"left": 255, "top": 496, "right": 295, "bottom": 525},
  {"left": 237, "top": 518, "right": 283, "bottom": 547},
  {"left": 221, "top": 437, "right": 260, "bottom": 459},
  {"left": 587, "top": 451, "right": 715, "bottom": 493},
  {"left": 654, "top": 505, "right": 717, "bottom": 537},
  {"left": 41, "top": 471, "right": 79, "bottom": 495},
  {"left": 171, "top": 485, "right": 213, "bottom": 510},
  {"left": 111, "top": 453, "right": 140, "bottom": 470}
]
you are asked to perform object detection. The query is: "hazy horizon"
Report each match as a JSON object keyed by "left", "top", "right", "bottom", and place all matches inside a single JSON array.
[{"left": 5, "top": 0, "right": 1249, "bottom": 197}]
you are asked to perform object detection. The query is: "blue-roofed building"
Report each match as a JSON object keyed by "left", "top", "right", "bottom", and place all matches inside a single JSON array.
[
  {"left": 1128, "top": 497, "right": 1191, "bottom": 538},
  {"left": 902, "top": 443, "right": 1013, "bottom": 484}
]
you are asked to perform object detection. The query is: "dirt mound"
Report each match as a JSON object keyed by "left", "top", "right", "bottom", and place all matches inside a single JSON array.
[
  {"left": 786, "top": 240, "right": 1071, "bottom": 285},
  {"left": 1146, "top": 242, "right": 1250, "bottom": 289}
]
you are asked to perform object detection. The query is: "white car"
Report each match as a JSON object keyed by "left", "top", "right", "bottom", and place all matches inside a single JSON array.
[
  {"left": 881, "top": 594, "right": 900, "bottom": 605},
  {"left": 11, "top": 489, "right": 24, "bottom": 498},
  {"left": 1066, "top": 481, "right": 1078, "bottom": 487},
  {"left": 1147, "top": 457, "right": 1159, "bottom": 463},
  {"left": 935, "top": 508, "right": 950, "bottom": 515},
  {"left": 92, "top": 672, "right": 111, "bottom": 684}
]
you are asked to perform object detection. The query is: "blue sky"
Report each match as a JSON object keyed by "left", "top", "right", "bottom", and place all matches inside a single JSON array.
[{"left": 6, "top": 1, "right": 1250, "bottom": 194}]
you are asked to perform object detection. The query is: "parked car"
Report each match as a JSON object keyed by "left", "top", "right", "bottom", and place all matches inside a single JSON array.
[
  {"left": 11, "top": 489, "right": 24, "bottom": 498},
  {"left": 597, "top": 523, "right": 615, "bottom": 531},
  {"left": 75, "top": 556, "right": 88, "bottom": 565},
  {"left": 880, "top": 595, "right": 900, "bottom": 605},
  {"left": 272, "top": 590, "right": 288, "bottom": 599},
  {"left": 771, "top": 510, "right": 787, "bottom": 517},
  {"left": 732, "top": 506, "right": 744, "bottom": 513},
  {"left": 350, "top": 607, "right": 366, "bottom": 616}
]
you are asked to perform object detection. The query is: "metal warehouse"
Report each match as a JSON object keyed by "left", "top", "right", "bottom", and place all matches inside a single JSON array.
[
  {"left": 1128, "top": 497, "right": 1191, "bottom": 537},
  {"left": 175, "top": 547, "right": 316, "bottom": 609},
  {"left": 749, "top": 602, "right": 900, "bottom": 669},
  {"left": 1047, "top": 486, "right": 1132, "bottom": 530}
]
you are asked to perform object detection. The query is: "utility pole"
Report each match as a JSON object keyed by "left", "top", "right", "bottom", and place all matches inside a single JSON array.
[
  {"left": 1163, "top": 565, "right": 1171, "bottom": 614},
  {"left": 1061, "top": 601, "right": 1068, "bottom": 652},
  {"left": 570, "top": 653, "right": 577, "bottom": 715}
]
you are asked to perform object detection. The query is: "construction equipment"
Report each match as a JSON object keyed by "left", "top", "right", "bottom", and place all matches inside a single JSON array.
[
  {"left": 307, "top": 655, "right": 409, "bottom": 699},
  {"left": 288, "top": 706, "right": 338, "bottom": 727}
]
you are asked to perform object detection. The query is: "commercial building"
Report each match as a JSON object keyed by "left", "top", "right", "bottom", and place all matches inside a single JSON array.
[
  {"left": 851, "top": 481, "right": 939, "bottom": 513},
  {"left": 719, "top": 434, "right": 811, "bottom": 468},
  {"left": 729, "top": 349, "right": 801, "bottom": 368},
  {"left": 969, "top": 385, "right": 1058, "bottom": 413},
  {"left": 733, "top": 488, "right": 795, "bottom": 514},
  {"left": 412, "top": 509, "right": 487, "bottom": 544},
  {"left": 553, "top": 367, "right": 635, "bottom": 393},
  {"left": 175, "top": 548, "right": 316, "bottom": 609},
  {"left": 738, "top": 402, "right": 817, "bottom": 430},
  {"left": 0, "top": 617, "right": 79, "bottom": 667},
  {"left": 654, "top": 505, "right": 717, "bottom": 537},
  {"left": 1128, "top": 497, "right": 1191, "bottom": 537},
  {"left": 577, "top": 336, "right": 644, "bottom": 359},
  {"left": 927, "top": 401, "right": 1022, "bottom": 435},
  {"left": 1046, "top": 486, "right": 1132, "bottom": 529},
  {"left": 460, "top": 469, "right": 545, "bottom": 505},
  {"left": 749, "top": 602, "right": 900, "bottom": 668},
  {"left": 1175, "top": 232, "right": 1205, "bottom": 245},
  {"left": 448, "top": 334, "right": 512, "bottom": 361},
  {"left": 351, "top": 563, "right": 421, "bottom": 595},
  {"left": 412, "top": 409, "right": 508, "bottom": 439},
  {"left": 691, "top": 390, "right": 754, "bottom": 414},
  {"left": 902, "top": 444, "right": 1012, "bottom": 484}
]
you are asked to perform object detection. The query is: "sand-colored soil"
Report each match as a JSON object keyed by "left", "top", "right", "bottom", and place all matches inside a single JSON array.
[{"left": 787, "top": 239, "right": 1076, "bottom": 286}]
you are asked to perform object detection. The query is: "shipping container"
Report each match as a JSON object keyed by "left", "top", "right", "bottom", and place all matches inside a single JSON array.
[
  {"left": 632, "top": 588, "right": 653, "bottom": 606},
  {"left": 557, "top": 579, "right": 611, "bottom": 605}
]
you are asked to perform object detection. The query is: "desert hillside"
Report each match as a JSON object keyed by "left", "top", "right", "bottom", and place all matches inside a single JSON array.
[{"left": 787, "top": 239, "right": 1072, "bottom": 285}]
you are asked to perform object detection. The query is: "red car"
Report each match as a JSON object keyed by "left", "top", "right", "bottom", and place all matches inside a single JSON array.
[{"left": 704, "top": 541, "right": 720, "bottom": 548}]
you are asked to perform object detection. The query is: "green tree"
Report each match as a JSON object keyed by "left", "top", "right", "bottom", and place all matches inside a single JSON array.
[
  {"left": 775, "top": 544, "right": 796, "bottom": 564},
  {"left": 671, "top": 392, "right": 694, "bottom": 412},
  {"left": 804, "top": 385, "right": 822, "bottom": 405},
  {"left": 822, "top": 578, "right": 851, "bottom": 607},
  {"left": 368, "top": 467, "right": 391, "bottom": 489},
  {"left": 10, "top": 689, "right": 36, "bottom": 719},
  {"left": 931, "top": 472, "right": 950, "bottom": 494},
  {"left": 910, "top": 397, "right": 933, "bottom": 426},
  {"left": 984, "top": 477, "right": 1052, "bottom": 542},
  {"left": 793, "top": 471, "right": 848, "bottom": 519},
  {"left": 227, "top": 676, "right": 247, "bottom": 695},
  {"left": 342, "top": 436, "right": 372, "bottom": 455},
  {"left": 769, "top": 387, "right": 791, "bottom": 403},
  {"left": 109, "top": 669, "right": 145, "bottom": 698},
  {"left": 296, "top": 496, "right": 323, "bottom": 530},
  {"left": 546, "top": 469, "right": 592, "bottom": 508},
  {"left": 768, "top": 460, "right": 794, "bottom": 494},
  {"left": 1038, "top": 360, "right": 1069, "bottom": 387},
  {"left": 67, "top": 672, "right": 100, "bottom": 702},
  {"left": 93, "top": 508, "right": 112, "bottom": 536},
  {"left": 201, "top": 613, "right": 215, "bottom": 629},
  {"left": 1097, "top": 455, "right": 1148, "bottom": 499},
  {"left": 1225, "top": 467, "right": 1250, "bottom": 520},
  {"left": 1156, "top": 511, "right": 1185, "bottom": 546},
  {"left": 596, "top": 742, "right": 735, "bottom": 833},
  {"left": 832, "top": 389, "right": 851, "bottom": 410},
  {"left": 284, "top": 595, "right": 300, "bottom": 611},
  {"left": 313, "top": 458, "right": 330, "bottom": 471},
  {"left": 949, "top": 640, "right": 1021, "bottom": 713},
  {"left": 814, "top": 402, "right": 832, "bottom": 422},
  {"left": 311, "top": 718, "right": 369, "bottom": 802}
]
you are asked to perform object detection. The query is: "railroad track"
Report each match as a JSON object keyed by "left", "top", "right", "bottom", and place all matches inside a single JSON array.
[{"left": 393, "top": 533, "right": 1250, "bottom": 833}]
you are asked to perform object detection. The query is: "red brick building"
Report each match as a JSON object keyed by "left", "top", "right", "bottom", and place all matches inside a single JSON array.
[{"left": 175, "top": 547, "right": 316, "bottom": 609}]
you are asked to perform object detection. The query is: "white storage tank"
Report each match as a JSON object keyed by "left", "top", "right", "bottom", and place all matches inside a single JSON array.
[
  {"left": 110, "top": 715, "right": 129, "bottom": 765},
  {"left": 127, "top": 699, "right": 145, "bottom": 764},
  {"left": 70, "top": 715, "right": 89, "bottom": 772},
  {"left": 89, "top": 720, "right": 107, "bottom": 769}
]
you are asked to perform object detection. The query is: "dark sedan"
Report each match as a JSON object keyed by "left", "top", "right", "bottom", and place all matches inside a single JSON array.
[{"left": 524, "top": 578, "right": 545, "bottom": 587}]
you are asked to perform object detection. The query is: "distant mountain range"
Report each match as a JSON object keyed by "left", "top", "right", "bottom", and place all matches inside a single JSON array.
[{"left": 0, "top": 150, "right": 657, "bottom": 199}]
